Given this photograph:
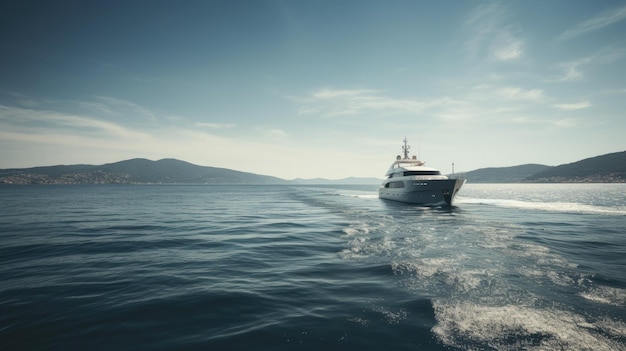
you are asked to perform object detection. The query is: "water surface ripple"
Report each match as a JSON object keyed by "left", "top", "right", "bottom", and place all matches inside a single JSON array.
[{"left": 1, "top": 184, "right": 625, "bottom": 350}]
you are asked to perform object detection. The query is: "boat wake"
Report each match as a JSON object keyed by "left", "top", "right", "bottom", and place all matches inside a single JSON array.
[
  {"left": 457, "top": 197, "right": 626, "bottom": 216},
  {"left": 298, "top": 184, "right": 626, "bottom": 350},
  {"left": 338, "top": 193, "right": 379, "bottom": 199},
  {"left": 336, "top": 198, "right": 626, "bottom": 350}
]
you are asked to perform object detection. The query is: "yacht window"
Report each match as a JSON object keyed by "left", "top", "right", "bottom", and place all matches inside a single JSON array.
[{"left": 403, "top": 171, "right": 441, "bottom": 176}]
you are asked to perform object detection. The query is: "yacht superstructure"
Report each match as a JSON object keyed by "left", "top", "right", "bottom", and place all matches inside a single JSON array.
[{"left": 379, "top": 138, "right": 465, "bottom": 206}]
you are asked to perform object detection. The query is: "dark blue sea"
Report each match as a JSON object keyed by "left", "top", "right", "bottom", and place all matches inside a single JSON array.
[{"left": 1, "top": 183, "right": 625, "bottom": 350}]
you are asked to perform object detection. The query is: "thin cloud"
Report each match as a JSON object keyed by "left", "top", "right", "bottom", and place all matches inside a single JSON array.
[
  {"left": 74, "top": 101, "right": 118, "bottom": 116},
  {"left": 312, "top": 88, "right": 377, "bottom": 99},
  {"left": 0, "top": 130, "right": 150, "bottom": 152},
  {"left": 196, "top": 122, "right": 236, "bottom": 129},
  {"left": 492, "top": 37, "right": 523, "bottom": 61},
  {"left": 296, "top": 88, "right": 459, "bottom": 117},
  {"left": 547, "top": 59, "right": 589, "bottom": 82},
  {"left": 553, "top": 118, "right": 579, "bottom": 128},
  {"left": 0, "top": 94, "right": 158, "bottom": 123},
  {"left": 464, "top": 2, "right": 524, "bottom": 62},
  {"left": 265, "top": 129, "right": 288, "bottom": 138},
  {"left": 554, "top": 101, "right": 591, "bottom": 110},
  {"left": 0, "top": 104, "right": 149, "bottom": 140},
  {"left": 166, "top": 115, "right": 184, "bottom": 122},
  {"left": 595, "top": 88, "right": 626, "bottom": 96},
  {"left": 495, "top": 87, "right": 545, "bottom": 101},
  {"left": 556, "top": 5, "right": 626, "bottom": 40},
  {"left": 547, "top": 47, "right": 624, "bottom": 82},
  {"left": 465, "top": 2, "right": 504, "bottom": 58},
  {"left": 94, "top": 96, "right": 157, "bottom": 121}
]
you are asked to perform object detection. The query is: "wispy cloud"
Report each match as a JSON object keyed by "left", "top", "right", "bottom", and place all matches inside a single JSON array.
[
  {"left": 464, "top": 2, "right": 524, "bottom": 62},
  {"left": 265, "top": 129, "right": 288, "bottom": 138},
  {"left": 0, "top": 102, "right": 236, "bottom": 169},
  {"left": 553, "top": 118, "right": 580, "bottom": 128},
  {"left": 495, "top": 87, "right": 545, "bottom": 101},
  {"left": 0, "top": 100, "right": 299, "bottom": 175},
  {"left": 554, "top": 101, "right": 591, "bottom": 110},
  {"left": 295, "top": 88, "right": 459, "bottom": 117},
  {"left": 0, "top": 104, "right": 149, "bottom": 140},
  {"left": 556, "top": 5, "right": 626, "bottom": 40},
  {"left": 547, "top": 58, "right": 589, "bottom": 82},
  {"left": 92, "top": 96, "right": 157, "bottom": 121},
  {"left": 10, "top": 94, "right": 161, "bottom": 123},
  {"left": 547, "top": 47, "right": 624, "bottom": 82},
  {"left": 196, "top": 122, "right": 236, "bottom": 129},
  {"left": 312, "top": 89, "right": 376, "bottom": 99},
  {"left": 436, "top": 83, "right": 562, "bottom": 127},
  {"left": 493, "top": 39, "right": 523, "bottom": 61},
  {"left": 295, "top": 84, "right": 554, "bottom": 129}
]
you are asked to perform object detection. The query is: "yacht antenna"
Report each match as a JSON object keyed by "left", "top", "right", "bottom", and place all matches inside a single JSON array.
[{"left": 402, "top": 137, "right": 410, "bottom": 159}]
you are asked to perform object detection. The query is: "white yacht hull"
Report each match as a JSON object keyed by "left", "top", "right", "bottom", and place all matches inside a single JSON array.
[{"left": 379, "top": 178, "right": 466, "bottom": 206}]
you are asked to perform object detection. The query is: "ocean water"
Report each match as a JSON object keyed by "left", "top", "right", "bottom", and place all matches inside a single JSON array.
[{"left": 1, "top": 183, "right": 625, "bottom": 350}]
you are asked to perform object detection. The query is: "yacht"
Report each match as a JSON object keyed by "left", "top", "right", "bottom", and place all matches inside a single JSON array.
[{"left": 379, "top": 138, "right": 465, "bottom": 206}]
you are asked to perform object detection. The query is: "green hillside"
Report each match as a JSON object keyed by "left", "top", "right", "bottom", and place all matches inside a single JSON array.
[
  {"left": 2, "top": 151, "right": 625, "bottom": 184},
  {"left": 526, "top": 151, "right": 626, "bottom": 182},
  {"left": 0, "top": 158, "right": 287, "bottom": 184},
  {"left": 460, "top": 164, "right": 553, "bottom": 183}
]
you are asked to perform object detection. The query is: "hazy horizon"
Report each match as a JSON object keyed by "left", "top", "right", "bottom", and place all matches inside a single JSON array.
[{"left": 1, "top": 1, "right": 625, "bottom": 179}]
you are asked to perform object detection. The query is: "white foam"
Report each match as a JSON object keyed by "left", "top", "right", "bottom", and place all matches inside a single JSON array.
[
  {"left": 371, "top": 305, "right": 408, "bottom": 324},
  {"left": 337, "top": 200, "right": 625, "bottom": 350},
  {"left": 596, "top": 318, "right": 626, "bottom": 338},
  {"left": 507, "top": 242, "right": 577, "bottom": 270},
  {"left": 545, "top": 270, "right": 577, "bottom": 286},
  {"left": 392, "top": 256, "right": 502, "bottom": 297},
  {"left": 341, "top": 222, "right": 378, "bottom": 236},
  {"left": 580, "top": 285, "right": 626, "bottom": 307},
  {"left": 339, "top": 193, "right": 379, "bottom": 199},
  {"left": 342, "top": 227, "right": 363, "bottom": 236},
  {"left": 432, "top": 300, "right": 626, "bottom": 351},
  {"left": 457, "top": 197, "right": 626, "bottom": 216}
]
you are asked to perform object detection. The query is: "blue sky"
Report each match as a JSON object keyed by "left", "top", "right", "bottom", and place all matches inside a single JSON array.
[{"left": 1, "top": 0, "right": 625, "bottom": 179}]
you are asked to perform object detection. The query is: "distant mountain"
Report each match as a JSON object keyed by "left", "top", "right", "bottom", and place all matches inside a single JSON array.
[
  {"left": 526, "top": 151, "right": 626, "bottom": 183},
  {"left": 2, "top": 151, "right": 624, "bottom": 185},
  {"left": 0, "top": 158, "right": 287, "bottom": 185},
  {"left": 460, "top": 151, "right": 626, "bottom": 183},
  {"left": 460, "top": 164, "right": 553, "bottom": 183}
]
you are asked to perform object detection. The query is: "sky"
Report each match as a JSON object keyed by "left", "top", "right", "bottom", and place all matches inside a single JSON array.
[{"left": 1, "top": 0, "right": 625, "bottom": 179}]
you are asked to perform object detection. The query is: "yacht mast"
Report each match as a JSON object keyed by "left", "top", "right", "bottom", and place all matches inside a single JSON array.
[{"left": 402, "top": 137, "right": 410, "bottom": 159}]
